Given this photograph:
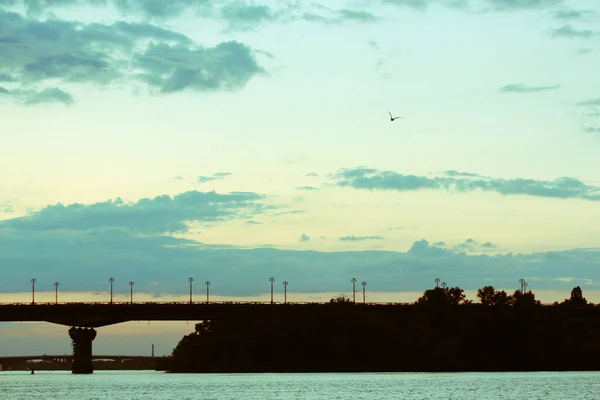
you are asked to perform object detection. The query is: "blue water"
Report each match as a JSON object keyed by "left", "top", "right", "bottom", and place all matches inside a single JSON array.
[{"left": 1, "top": 370, "right": 600, "bottom": 399}]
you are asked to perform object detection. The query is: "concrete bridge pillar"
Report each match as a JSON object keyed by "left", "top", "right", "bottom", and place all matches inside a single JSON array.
[{"left": 68, "top": 327, "right": 97, "bottom": 374}]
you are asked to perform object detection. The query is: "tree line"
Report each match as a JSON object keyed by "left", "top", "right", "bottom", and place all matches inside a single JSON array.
[{"left": 168, "top": 285, "right": 599, "bottom": 373}]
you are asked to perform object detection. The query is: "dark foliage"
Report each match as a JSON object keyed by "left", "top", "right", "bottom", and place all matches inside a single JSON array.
[{"left": 170, "top": 287, "right": 600, "bottom": 373}]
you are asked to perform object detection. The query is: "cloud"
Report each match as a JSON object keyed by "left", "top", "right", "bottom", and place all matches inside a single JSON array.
[
  {"left": 485, "top": 0, "right": 562, "bottom": 10},
  {"left": 553, "top": 9, "right": 595, "bottom": 20},
  {"left": 0, "top": 190, "right": 271, "bottom": 235},
  {"left": 219, "top": 3, "right": 279, "bottom": 31},
  {"left": 550, "top": 24, "right": 596, "bottom": 39},
  {"left": 382, "top": 0, "right": 560, "bottom": 11},
  {"left": 584, "top": 126, "right": 600, "bottom": 134},
  {"left": 339, "top": 235, "right": 385, "bottom": 241},
  {"left": 1, "top": 215, "right": 599, "bottom": 295},
  {"left": 299, "top": 233, "right": 310, "bottom": 242},
  {"left": 302, "top": 5, "right": 380, "bottom": 24},
  {"left": 577, "top": 98, "right": 600, "bottom": 106},
  {"left": 198, "top": 172, "right": 232, "bottom": 183},
  {"left": 444, "top": 170, "right": 481, "bottom": 178},
  {"left": 305, "top": 172, "right": 319, "bottom": 177},
  {"left": 499, "top": 84, "right": 561, "bottom": 93},
  {"left": 296, "top": 186, "right": 319, "bottom": 191},
  {"left": 24, "top": 87, "right": 74, "bottom": 105},
  {"left": 0, "top": 85, "right": 75, "bottom": 106},
  {"left": 381, "top": 0, "right": 428, "bottom": 10},
  {"left": 246, "top": 220, "right": 262, "bottom": 225},
  {"left": 332, "top": 167, "right": 600, "bottom": 201},
  {"left": 577, "top": 48, "right": 593, "bottom": 55},
  {"left": 0, "top": 10, "right": 265, "bottom": 104},
  {"left": 452, "top": 238, "right": 498, "bottom": 253}
]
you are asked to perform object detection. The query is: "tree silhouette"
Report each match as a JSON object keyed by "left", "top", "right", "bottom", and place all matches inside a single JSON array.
[
  {"left": 560, "top": 286, "right": 588, "bottom": 307},
  {"left": 511, "top": 290, "right": 540, "bottom": 307},
  {"left": 447, "top": 287, "right": 465, "bottom": 305},
  {"left": 477, "top": 286, "right": 496, "bottom": 306}
]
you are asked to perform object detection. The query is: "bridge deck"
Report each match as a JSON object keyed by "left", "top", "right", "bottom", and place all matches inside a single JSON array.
[{"left": 0, "top": 302, "right": 413, "bottom": 327}]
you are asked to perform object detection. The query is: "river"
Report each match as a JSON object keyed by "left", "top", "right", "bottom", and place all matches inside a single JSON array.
[{"left": 1, "top": 370, "right": 600, "bottom": 399}]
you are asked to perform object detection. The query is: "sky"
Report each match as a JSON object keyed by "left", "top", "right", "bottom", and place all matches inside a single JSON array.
[{"left": 1, "top": 0, "right": 600, "bottom": 356}]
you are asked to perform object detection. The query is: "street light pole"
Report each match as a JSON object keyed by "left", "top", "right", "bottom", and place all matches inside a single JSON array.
[
  {"left": 283, "top": 281, "right": 288, "bottom": 304},
  {"left": 361, "top": 281, "right": 367, "bottom": 304},
  {"left": 129, "top": 281, "right": 134, "bottom": 304},
  {"left": 519, "top": 278, "right": 525, "bottom": 293},
  {"left": 31, "top": 278, "right": 36, "bottom": 305},
  {"left": 109, "top": 277, "right": 115, "bottom": 304},
  {"left": 269, "top": 277, "right": 275, "bottom": 304},
  {"left": 434, "top": 277, "right": 440, "bottom": 288},
  {"left": 351, "top": 278, "right": 357, "bottom": 303},
  {"left": 54, "top": 282, "right": 59, "bottom": 304},
  {"left": 205, "top": 281, "right": 211, "bottom": 304},
  {"left": 188, "top": 277, "right": 194, "bottom": 304}
]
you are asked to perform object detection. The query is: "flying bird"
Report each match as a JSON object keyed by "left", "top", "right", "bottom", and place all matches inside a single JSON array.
[{"left": 387, "top": 110, "right": 404, "bottom": 122}]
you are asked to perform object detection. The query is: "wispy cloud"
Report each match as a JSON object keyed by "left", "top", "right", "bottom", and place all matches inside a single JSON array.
[
  {"left": 381, "top": 0, "right": 428, "bottom": 11},
  {"left": 339, "top": 235, "right": 385, "bottom": 241},
  {"left": 577, "top": 98, "right": 600, "bottom": 106},
  {"left": 302, "top": 6, "right": 380, "bottom": 25},
  {"left": 499, "top": 84, "right": 561, "bottom": 93},
  {"left": 485, "top": 0, "right": 563, "bottom": 11},
  {"left": 452, "top": 238, "right": 498, "bottom": 253},
  {"left": 332, "top": 167, "right": 600, "bottom": 201},
  {"left": 0, "top": 85, "right": 74, "bottom": 106},
  {"left": 198, "top": 172, "right": 232, "bottom": 183},
  {"left": 584, "top": 126, "right": 600, "bottom": 134},
  {"left": 553, "top": 9, "right": 596, "bottom": 20},
  {"left": 300, "top": 233, "right": 311, "bottom": 242},
  {"left": 296, "top": 186, "right": 319, "bottom": 191},
  {"left": 550, "top": 24, "right": 596, "bottom": 39}
]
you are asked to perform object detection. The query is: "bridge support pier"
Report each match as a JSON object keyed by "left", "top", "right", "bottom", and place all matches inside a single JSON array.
[{"left": 68, "top": 327, "right": 97, "bottom": 374}]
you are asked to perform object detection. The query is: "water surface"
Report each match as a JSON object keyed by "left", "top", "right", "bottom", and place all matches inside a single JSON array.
[{"left": 1, "top": 370, "right": 599, "bottom": 399}]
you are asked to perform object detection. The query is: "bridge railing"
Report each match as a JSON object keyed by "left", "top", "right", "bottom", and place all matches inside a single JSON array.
[{"left": 0, "top": 300, "right": 417, "bottom": 306}]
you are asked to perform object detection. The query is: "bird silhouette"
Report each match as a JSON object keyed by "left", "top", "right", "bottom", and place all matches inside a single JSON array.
[{"left": 387, "top": 110, "right": 405, "bottom": 121}]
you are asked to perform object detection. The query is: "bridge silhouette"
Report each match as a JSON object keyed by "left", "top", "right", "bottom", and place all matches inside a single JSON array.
[{"left": 0, "top": 300, "right": 411, "bottom": 374}]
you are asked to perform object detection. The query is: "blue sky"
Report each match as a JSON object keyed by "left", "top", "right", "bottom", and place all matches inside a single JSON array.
[{"left": 1, "top": 0, "right": 600, "bottom": 354}]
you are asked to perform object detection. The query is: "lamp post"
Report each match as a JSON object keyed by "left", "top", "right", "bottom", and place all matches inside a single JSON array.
[
  {"left": 519, "top": 278, "right": 525, "bottom": 293},
  {"left": 283, "top": 281, "right": 288, "bottom": 304},
  {"left": 205, "top": 281, "right": 211, "bottom": 304},
  {"left": 269, "top": 277, "right": 275, "bottom": 304},
  {"left": 434, "top": 277, "right": 440, "bottom": 288},
  {"left": 441, "top": 282, "right": 447, "bottom": 289},
  {"left": 188, "top": 277, "right": 194, "bottom": 304},
  {"left": 31, "top": 278, "right": 36, "bottom": 305},
  {"left": 129, "top": 281, "right": 135, "bottom": 304},
  {"left": 109, "top": 277, "right": 115, "bottom": 304},
  {"left": 361, "top": 281, "right": 367, "bottom": 304},
  {"left": 54, "top": 282, "right": 59, "bottom": 304},
  {"left": 351, "top": 278, "right": 357, "bottom": 303}
]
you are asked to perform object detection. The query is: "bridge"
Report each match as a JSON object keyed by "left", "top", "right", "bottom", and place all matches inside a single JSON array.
[
  {"left": 0, "top": 300, "right": 411, "bottom": 374},
  {"left": 0, "top": 354, "right": 158, "bottom": 371},
  {"left": 3, "top": 300, "right": 598, "bottom": 374}
]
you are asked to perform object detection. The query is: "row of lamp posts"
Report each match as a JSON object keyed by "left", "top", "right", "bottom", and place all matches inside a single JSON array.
[
  {"left": 187, "top": 278, "right": 211, "bottom": 304},
  {"left": 28, "top": 276, "right": 533, "bottom": 305},
  {"left": 30, "top": 279, "right": 60, "bottom": 305},
  {"left": 28, "top": 277, "right": 368, "bottom": 305},
  {"left": 351, "top": 278, "right": 368, "bottom": 304}
]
